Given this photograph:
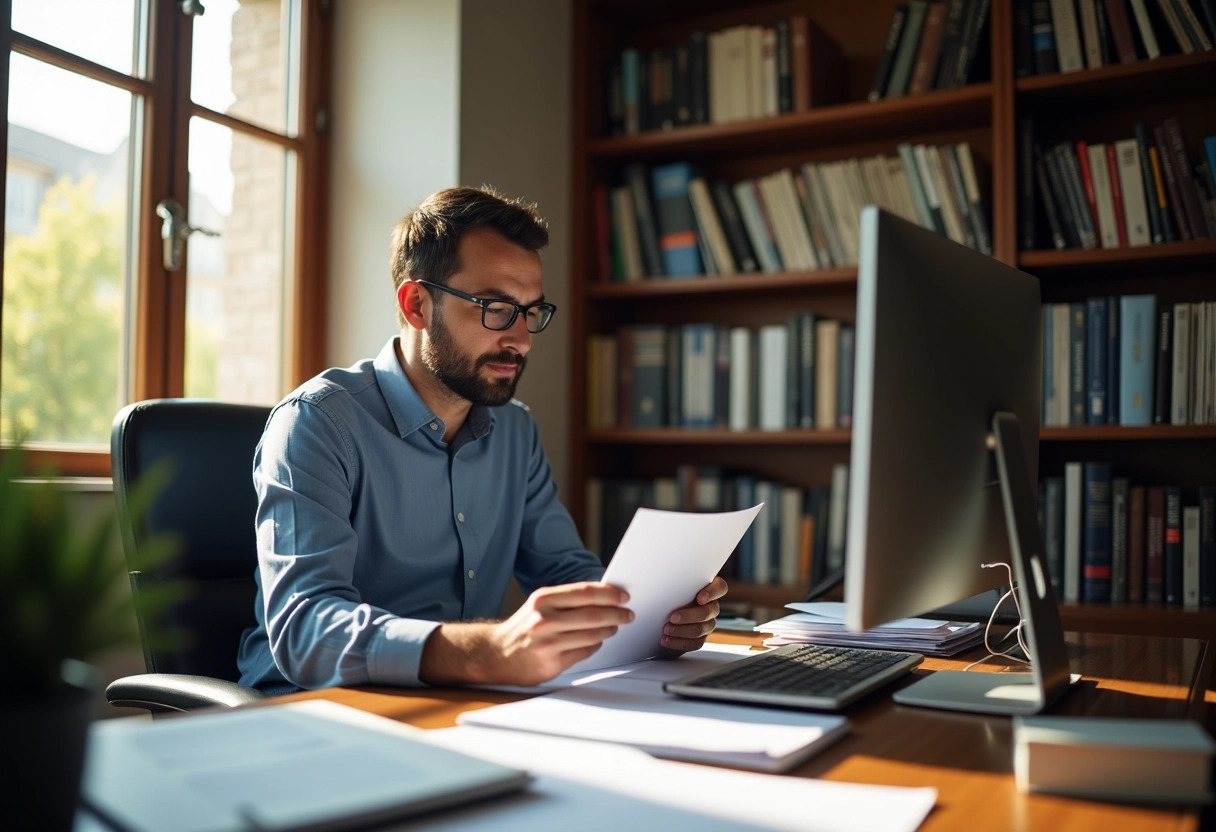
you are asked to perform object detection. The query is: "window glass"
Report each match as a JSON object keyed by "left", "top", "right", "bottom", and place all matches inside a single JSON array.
[{"left": 12, "top": 0, "right": 142, "bottom": 76}]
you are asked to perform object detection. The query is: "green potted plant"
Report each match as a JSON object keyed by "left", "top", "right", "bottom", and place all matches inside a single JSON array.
[{"left": 0, "top": 447, "right": 178, "bottom": 832}]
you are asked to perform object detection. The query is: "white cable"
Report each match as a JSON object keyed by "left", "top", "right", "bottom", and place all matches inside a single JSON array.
[{"left": 963, "top": 562, "right": 1030, "bottom": 671}]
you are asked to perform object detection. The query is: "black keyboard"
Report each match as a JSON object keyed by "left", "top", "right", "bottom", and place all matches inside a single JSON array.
[{"left": 663, "top": 643, "right": 923, "bottom": 711}]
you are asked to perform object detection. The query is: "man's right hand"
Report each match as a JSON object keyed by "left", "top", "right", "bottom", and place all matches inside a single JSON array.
[{"left": 418, "top": 582, "right": 632, "bottom": 686}]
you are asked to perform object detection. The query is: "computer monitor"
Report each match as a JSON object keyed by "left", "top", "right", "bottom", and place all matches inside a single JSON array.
[{"left": 844, "top": 206, "right": 1071, "bottom": 715}]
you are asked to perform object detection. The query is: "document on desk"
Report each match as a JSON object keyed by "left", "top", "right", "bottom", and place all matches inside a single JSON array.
[
  {"left": 568, "top": 503, "right": 764, "bottom": 673},
  {"left": 458, "top": 674, "right": 848, "bottom": 773},
  {"left": 420, "top": 727, "right": 939, "bottom": 832},
  {"left": 78, "top": 700, "right": 530, "bottom": 832}
]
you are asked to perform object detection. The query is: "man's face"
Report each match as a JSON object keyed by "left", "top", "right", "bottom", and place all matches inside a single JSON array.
[{"left": 419, "top": 228, "right": 543, "bottom": 407}]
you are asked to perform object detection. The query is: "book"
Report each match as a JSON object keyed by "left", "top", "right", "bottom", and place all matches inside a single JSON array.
[
  {"left": 1152, "top": 307, "right": 1173, "bottom": 424},
  {"left": 81, "top": 700, "right": 532, "bottom": 832},
  {"left": 1106, "top": 295, "right": 1122, "bottom": 425},
  {"left": 629, "top": 324, "right": 667, "bottom": 428},
  {"left": 837, "top": 324, "right": 856, "bottom": 430},
  {"left": 732, "top": 179, "right": 782, "bottom": 273},
  {"left": 709, "top": 179, "right": 758, "bottom": 272},
  {"left": 815, "top": 319, "right": 840, "bottom": 430},
  {"left": 1086, "top": 143, "right": 1121, "bottom": 248},
  {"left": 1173, "top": 301, "right": 1192, "bottom": 424},
  {"left": 870, "top": 4, "right": 910, "bottom": 101},
  {"left": 1153, "top": 122, "right": 1193, "bottom": 240},
  {"left": 909, "top": 1, "right": 949, "bottom": 94},
  {"left": 1200, "top": 486, "right": 1215, "bottom": 608},
  {"left": 1146, "top": 485, "right": 1166, "bottom": 604},
  {"left": 623, "top": 162, "right": 665, "bottom": 276},
  {"left": 1104, "top": 0, "right": 1143, "bottom": 61},
  {"left": 1064, "top": 461, "right": 1083, "bottom": 603},
  {"left": 1164, "top": 485, "right": 1183, "bottom": 606},
  {"left": 1113, "top": 137, "right": 1152, "bottom": 245},
  {"left": 1069, "top": 301, "right": 1087, "bottom": 425},
  {"left": 1044, "top": 475, "right": 1066, "bottom": 592},
  {"left": 1082, "top": 462, "right": 1114, "bottom": 603},
  {"left": 1078, "top": 0, "right": 1106, "bottom": 66},
  {"left": 1128, "top": 0, "right": 1164, "bottom": 57},
  {"left": 1032, "top": 0, "right": 1062, "bottom": 73},
  {"left": 826, "top": 463, "right": 849, "bottom": 573},
  {"left": 1104, "top": 142, "right": 1130, "bottom": 246},
  {"left": 1086, "top": 297, "right": 1109, "bottom": 423},
  {"left": 1111, "top": 476, "right": 1131, "bottom": 603},
  {"left": 1183, "top": 504, "right": 1201, "bottom": 610},
  {"left": 650, "top": 162, "right": 704, "bottom": 277},
  {"left": 1049, "top": 0, "right": 1087, "bottom": 70},
  {"left": 1128, "top": 484, "right": 1147, "bottom": 602},
  {"left": 887, "top": 0, "right": 930, "bottom": 98},
  {"left": 758, "top": 324, "right": 788, "bottom": 431},
  {"left": 1119, "top": 294, "right": 1157, "bottom": 425},
  {"left": 1014, "top": 716, "right": 1216, "bottom": 803}
]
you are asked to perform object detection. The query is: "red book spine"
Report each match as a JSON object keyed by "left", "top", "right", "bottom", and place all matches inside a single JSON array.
[
  {"left": 1075, "top": 141, "right": 1100, "bottom": 230},
  {"left": 1104, "top": 143, "right": 1129, "bottom": 247}
]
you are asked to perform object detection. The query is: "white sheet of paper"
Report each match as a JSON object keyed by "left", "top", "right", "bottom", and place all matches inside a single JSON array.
[
  {"left": 421, "top": 727, "right": 938, "bottom": 832},
  {"left": 568, "top": 504, "right": 764, "bottom": 673},
  {"left": 785, "top": 601, "right": 951, "bottom": 630}
]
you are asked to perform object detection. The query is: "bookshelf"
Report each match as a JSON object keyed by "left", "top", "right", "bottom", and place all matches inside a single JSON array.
[{"left": 569, "top": 0, "right": 1216, "bottom": 639}]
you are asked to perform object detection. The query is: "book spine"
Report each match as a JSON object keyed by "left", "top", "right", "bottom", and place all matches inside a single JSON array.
[
  {"left": 709, "top": 180, "right": 758, "bottom": 272},
  {"left": 887, "top": 0, "right": 930, "bottom": 98},
  {"left": 1086, "top": 297, "right": 1109, "bottom": 423},
  {"left": 1082, "top": 462, "right": 1114, "bottom": 603},
  {"left": 1200, "top": 485, "right": 1215, "bottom": 608},
  {"left": 775, "top": 19, "right": 792, "bottom": 113},
  {"left": 952, "top": 0, "right": 992, "bottom": 86},
  {"left": 631, "top": 325, "right": 667, "bottom": 428},
  {"left": 1064, "top": 461, "right": 1083, "bottom": 603},
  {"left": 1128, "top": 0, "right": 1163, "bottom": 57},
  {"left": 1134, "top": 121, "right": 1167, "bottom": 242},
  {"left": 1153, "top": 123, "right": 1193, "bottom": 239},
  {"left": 1103, "top": 144, "right": 1130, "bottom": 246},
  {"left": 869, "top": 4, "right": 910, "bottom": 101},
  {"left": 1106, "top": 295, "right": 1121, "bottom": 425},
  {"left": 1114, "top": 137, "right": 1152, "bottom": 245},
  {"left": 1043, "top": 305, "right": 1056, "bottom": 424},
  {"left": 1128, "top": 484, "right": 1147, "bottom": 602},
  {"left": 1172, "top": 301, "right": 1191, "bottom": 424},
  {"left": 1119, "top": 294, "right": 1157, "bottom": 425},
  {"left": 650, "top": 162, "right": 704, "bottom": 277},
  {"left": 1069, "top": 302, "right": 1088, "bottom": 425},
  {"left": 909, "top": 1, "right": 949, "bottom": 94},
  {"left": 1163, "top": 116, "right": 1210, "bottom": 240},
  {"left": 798, "top": 313, "right": 816, "bottom": 429},
  {"left": 1152, "top": 307, "right": 1173, "bottom": 424},
  {"left": 1146, "top": 485, "right": 1166, "bottom": 604},
  {"left": 1183, "top": 504, "right": 1201, "bottom": 610},
  {"left": 1112, "top": 476, "right": 1131, "bottom": 603},
  {"left": 1050, "top": 0, "right": 1087, "bottom": 70},
  {"left": 1104, "top": 0, "right": 1142, "bottom": 60},
  {"left": 1032, "top": 0, "right": 1062, "bottom": 72},
  {"left": 1164, "top": 486, "right": 1184, "bottom": 606},
  {"left": 837, "top": 324, "right": 856, "bottom": 430},
  {"left": 689, "top": 30, "right": 709, "bottom": 125},
  {"left": 1044, "top": 475, "right": 1066, "bottom": 592},
  {"left": 623, "top": 162, "right": 665, "bottom": 276}
]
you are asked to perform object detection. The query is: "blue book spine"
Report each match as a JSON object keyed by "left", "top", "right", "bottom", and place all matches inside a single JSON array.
[
  {"left": 1086, "top": 297, "right": 1107, "bottom": 424},
  {"left": 650, "top": 161, "right": 704, "bottom": 277},
  {"left": 1105, "top": 296, "right": 1120, "bottom": 425},
  {"left": 1206, "top": 137, "right": 1216, "bottom": 191},
  {"left": 1118, "top": 294, "right": 1157, "bottom": 426},
  {"left": 1082, "top": 462, "right": 1113, "bottom": 604},
  {"left": 1200, "top": 486, "right": 1215, "bottom": 609},
  {"left": 621, "top": 48, "right": 640, "bottom": 135},
  {"left": 732, "top": 181, "right": 783, "bottom": 273},
  {"left": 1069, "top": 302, "right": 1087, "bottom": 426},
  {"left": 630, "top": 324, "right": 667, "bottom": 428},
  {"left": 1042, "top": 305, "right": 1054, "bottom": 426},
  {"left": 680, "top": 323, "right": 715, "bottom": 427}
]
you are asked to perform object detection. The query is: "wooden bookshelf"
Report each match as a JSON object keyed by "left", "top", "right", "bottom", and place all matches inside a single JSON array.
[{"left": 569, "top": 0, "right": 1216, "bottom": 634}]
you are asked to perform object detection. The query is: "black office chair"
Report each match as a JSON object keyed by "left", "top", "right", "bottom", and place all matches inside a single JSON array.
[{"left": 106, "top": 399, "right": 270, "bottom": 714}]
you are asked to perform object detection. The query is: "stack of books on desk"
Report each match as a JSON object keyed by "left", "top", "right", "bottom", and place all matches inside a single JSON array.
[{"left": 756, "top": 601, "right": 984, "bottom": 657}]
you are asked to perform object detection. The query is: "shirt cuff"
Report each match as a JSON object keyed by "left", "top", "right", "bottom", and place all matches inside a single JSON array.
[{"left": 366, "top": 616, "right": 442, "bottom": 687}]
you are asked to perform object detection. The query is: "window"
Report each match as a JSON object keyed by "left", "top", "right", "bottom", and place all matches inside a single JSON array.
[{"left": 1, "top": 0, "right": 331, "bottom": 474}]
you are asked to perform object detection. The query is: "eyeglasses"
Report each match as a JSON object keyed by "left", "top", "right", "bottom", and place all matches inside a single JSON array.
[{"left": 413, "top": 280, "right": 556, "bottom": 333}]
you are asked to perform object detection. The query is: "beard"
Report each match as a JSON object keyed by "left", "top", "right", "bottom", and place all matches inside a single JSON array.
[{"left": 421, "top": 309, "right": 526, "bottom": 407}]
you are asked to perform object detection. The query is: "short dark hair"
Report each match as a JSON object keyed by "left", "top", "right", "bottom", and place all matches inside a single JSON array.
[{"left": 390, "top": 186, "right": 549, "bottom": 325}]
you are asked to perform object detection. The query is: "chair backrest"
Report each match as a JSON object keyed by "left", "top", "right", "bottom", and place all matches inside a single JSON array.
[{"left": 111, "top": 399, "right": 270, "bottom": 682}]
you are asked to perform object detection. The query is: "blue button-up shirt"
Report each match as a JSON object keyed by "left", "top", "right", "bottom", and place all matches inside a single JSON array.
[{"left": 236, "top": 337, "right": 605, "bottom": 694}]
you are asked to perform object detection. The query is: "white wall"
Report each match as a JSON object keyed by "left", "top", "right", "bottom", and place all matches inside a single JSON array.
[
  {"left": 329, "top": 0, "right": 573, "bottom": 497},
  {"left": 328, "top": 0, "right": 462, "bottom": 367}
]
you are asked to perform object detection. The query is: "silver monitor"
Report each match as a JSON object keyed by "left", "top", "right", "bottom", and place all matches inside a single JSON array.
[{"left": 844, "top": 206, "right": 1071, "bottom": 715}]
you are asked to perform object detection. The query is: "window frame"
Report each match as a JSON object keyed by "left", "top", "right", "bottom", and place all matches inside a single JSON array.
[{"left": 0, "top": 0, "right": 331, "bottom": 476}]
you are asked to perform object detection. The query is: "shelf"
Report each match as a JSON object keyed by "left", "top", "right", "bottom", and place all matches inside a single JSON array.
[
  {"left": 1058, "top": 604, "right": 1216, "bottom": 640},
  {"left": 1019, "top": 239, "right": 1216, "bottom": 273},
  {"left": 1016, "top": 51, "right": 1216, "bottom": 109},
  {"left": 1041, "top": 425, "right": 1216, "bottom": 441},
  {"left": 587, "top": 428, "right": 851, "bottom": 446},
  {"left": 586, "top": 268, "right": 857, "bottom": 300},
  {"left": 585, "top": 83, "right": 993, "bottom": 161}
]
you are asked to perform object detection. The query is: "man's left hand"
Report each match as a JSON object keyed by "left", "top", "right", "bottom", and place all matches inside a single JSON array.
[{"left": 659, "top": 576, "right": 729, "bottom": 655}]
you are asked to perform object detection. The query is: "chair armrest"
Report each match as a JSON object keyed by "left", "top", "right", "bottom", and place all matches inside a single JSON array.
[{"left": 106, "top": 673, "right": 265, "bottom": 713}]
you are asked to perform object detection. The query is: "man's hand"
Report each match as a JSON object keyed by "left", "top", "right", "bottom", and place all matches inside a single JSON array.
[
  {"left": 419, "top": 582, "right": 632, "bottom": 687},
  {"left": 658, "top": 576, "right": 729, "bottom": 656}
]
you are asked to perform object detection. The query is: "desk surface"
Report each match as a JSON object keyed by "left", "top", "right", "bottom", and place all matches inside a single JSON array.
[{"left": 278, "top": 631, "right": 1213, "bottom": 832}]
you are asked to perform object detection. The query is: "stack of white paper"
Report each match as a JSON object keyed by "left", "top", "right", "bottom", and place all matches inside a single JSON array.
[{"left": 757, "top": 601, "right": 984, "bottom": 657}]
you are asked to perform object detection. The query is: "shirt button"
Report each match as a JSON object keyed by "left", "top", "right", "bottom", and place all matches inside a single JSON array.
[
  {"left": 429, "top": 422, "right": 439, "bottom": 431},
  {"left": 467, "top": 569, "right": 475, "bottom": 579},
  {"left": 457, "top": 512, "right": 465, "bottom": 522}
]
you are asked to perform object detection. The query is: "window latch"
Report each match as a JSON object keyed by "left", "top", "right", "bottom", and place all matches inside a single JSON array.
[{"left": 156, "top": 198, "right": 220, "bottom": 272}]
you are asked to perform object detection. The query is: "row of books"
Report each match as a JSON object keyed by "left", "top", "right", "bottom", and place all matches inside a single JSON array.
[
  {"left": 868, "top": 0, "right": 992, "bottom": 101},
  {"left": 1042, "top": 296, "right": 1216, "bottom": 427},
  {"left": 585, "top": 464, "right": 850, "bottom": 589},
  {"left": 595, "top": 142, "right": 990, "bottom": 283},
  {"left": 586, "top": 316, "right": 855, "bottom": 432},
  {"left": 1021, "top": 117, "right": 1216, "bottom": 251},
  {"left": 1016, "top": 0, "right": 1215, "bottom": 78},
  {"left": 1039, "top": 465, "right": 1215, "bottom": 608},
  {"left": 605, "top": 17, "right": 817, "bottom": 136}
]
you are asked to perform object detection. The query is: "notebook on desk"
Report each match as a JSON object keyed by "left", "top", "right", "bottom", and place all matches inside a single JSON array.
[{"left": 79, "top": 700, "right": 531, "bottom": 832}]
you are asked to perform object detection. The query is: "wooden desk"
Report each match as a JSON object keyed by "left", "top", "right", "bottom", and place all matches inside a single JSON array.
[{"left": 278, "top": 632, "right": 1213, "bottom": 832}]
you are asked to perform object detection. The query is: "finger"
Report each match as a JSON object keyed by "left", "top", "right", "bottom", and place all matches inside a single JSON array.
[
  {"left": 551, "top": 624, "right": 621, "bottom": 651},
  {"left": 530, "top": 603, "right": 634, "bottom": 639},
  {"left": 659, "top": 632, "right": 708, "bottom": 653},
  {"left": 667, "top": 599, "right": 720, "bottom": 626},
  {"left": 663, "top": 619, "right": 716, "bottom": 641},
  {"left": 533, "top": 581, "right": 630, "bottom": 610},
  {"left": 694, "top": 577, "right": 729, "bottom": 606}
]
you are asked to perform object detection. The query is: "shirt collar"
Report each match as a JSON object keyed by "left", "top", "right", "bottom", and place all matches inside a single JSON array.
[{"left": 373, "top": 337, "right": 496, "bottom": 440}]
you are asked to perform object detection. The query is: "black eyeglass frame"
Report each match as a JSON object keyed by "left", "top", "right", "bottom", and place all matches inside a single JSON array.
[{"left": 412, "top": 279, "right": 557, "bottom": 333}]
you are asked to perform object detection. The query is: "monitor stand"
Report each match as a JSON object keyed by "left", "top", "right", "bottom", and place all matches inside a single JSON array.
[{"left": 892, "top": 412, "right": 1073, "bottom": 715}]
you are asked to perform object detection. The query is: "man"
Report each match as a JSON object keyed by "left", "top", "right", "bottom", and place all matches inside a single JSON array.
[{"left": 237, "top": 186, "right": 727, "bottom": 694}]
